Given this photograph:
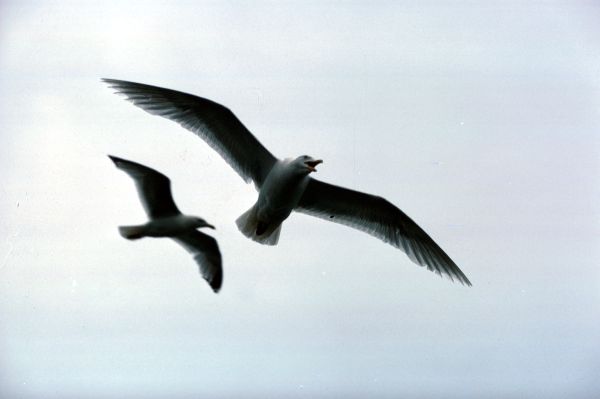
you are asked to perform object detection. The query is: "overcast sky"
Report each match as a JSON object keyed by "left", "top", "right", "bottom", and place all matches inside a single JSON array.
[{"left": 1, "top": 1, "right": 599, "bottom": 398}]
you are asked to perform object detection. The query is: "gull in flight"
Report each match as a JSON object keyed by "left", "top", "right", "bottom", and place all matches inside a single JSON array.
[
  {"left": 103, "top": 79, "right": 471, "bottom": 286},
  {"left": 109, "top": 155, "right": 223, "bottom": 292}
]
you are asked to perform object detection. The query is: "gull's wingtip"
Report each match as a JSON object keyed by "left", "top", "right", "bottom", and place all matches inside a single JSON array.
[
  {"left": 107, "top": 155, "right": 131, "bottom": 170},
  {"left": 102, "top": 78, "right": 145, "bottom": 87},
  {"left": 101, "top": 77, "right": 118, "bottom": 84},
  {"left": 101, "top": 78, "right": 129, "bottom": 90},
  {"left": 456, "top": 273, "right": 472, "bottom": 287},
  {"left": 438, "top": 265, "right": 472, "bottom": 287},
  {"left": 107, "top": 154, "right": 122, "bottom": 164},
  {"left": 207, "top": 277, "right": 222, "bottom": 294}
]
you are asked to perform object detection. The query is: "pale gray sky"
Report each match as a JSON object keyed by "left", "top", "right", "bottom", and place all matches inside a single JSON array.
[{"left": 1, "top": 1, "right": 599, "bottom": 398}]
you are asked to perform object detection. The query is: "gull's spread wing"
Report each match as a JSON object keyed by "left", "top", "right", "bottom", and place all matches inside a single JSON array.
[
  {"left": 173, "top": 230, "right": 223, "bottom": 292},
  {"left": 109, "top": 155, "right": 180, "bottom": 218},
  {"left": 297, "top": 178, "right": 471, "bottom": 286},
  {"left": 103, "top": 79, "right": 277, "bottom": 187}
]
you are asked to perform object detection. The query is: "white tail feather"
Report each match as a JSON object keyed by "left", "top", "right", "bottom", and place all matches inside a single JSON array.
[
  {"left": 235, "top": 205, "right": 282, "bottom": 246},
  {"left": 118, "top": 225, "right": 145, "bottom": 240}
]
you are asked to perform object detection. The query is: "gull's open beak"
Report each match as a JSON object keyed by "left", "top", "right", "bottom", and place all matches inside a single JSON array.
[
  {"left": 204, "top": 223, "right": 216, "bottom": 230},
  {"left": 304, "top": 159, "right": 323, "bottom": 172}
]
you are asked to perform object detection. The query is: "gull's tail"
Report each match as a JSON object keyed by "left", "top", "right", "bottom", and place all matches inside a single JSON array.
[
  {"left": 236, "top": 205, "right": 281, "bottom": 246},
  {"left": 118, "top": 225, "right": 146, "bottom": 240}
]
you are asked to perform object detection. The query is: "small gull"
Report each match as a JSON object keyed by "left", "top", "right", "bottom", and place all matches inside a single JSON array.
[
  {"left": 109, "top": 155, "right": 223, "bottom": 292},
  {"left": 103, "top": 79, "right": 471, "bottom": 286}
]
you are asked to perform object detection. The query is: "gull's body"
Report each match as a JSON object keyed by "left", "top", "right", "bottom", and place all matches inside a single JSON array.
[
  {"left": 109, "top": 155, "right": 223, "bottom": 292},
  {"left": 237, "top": 157, "right": 315, "bottom": 245},
  {"left": 126, "top": 214, "right": 206, "bottom": 238},
  {"left": 104, "top": 79, "right": 471, "bottom": 286}
]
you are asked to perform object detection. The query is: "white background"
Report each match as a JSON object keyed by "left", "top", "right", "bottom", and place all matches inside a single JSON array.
[{"left": 1, "top": 1, "right": 599, "bottom": 398}]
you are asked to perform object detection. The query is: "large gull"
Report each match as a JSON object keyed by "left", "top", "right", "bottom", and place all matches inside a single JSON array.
[
  {"left": 103, "top": 79, "right": 471, "bottom": 286},
  {"left": 109, "top": 155, "right": 223, "bottom": 292}
]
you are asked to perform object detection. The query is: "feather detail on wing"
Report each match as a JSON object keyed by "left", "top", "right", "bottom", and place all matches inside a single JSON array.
[
  {"left": 297, "top": 178, "right": 471, "bottom": 286},
  {"left": 173, "top": 230, "right": 223, "bottom": 292},
  {"left": 103, "top": 79, "right": 277, "bottom": 187},
  {"left": 109, "top": 155, "right": 180, "bottom": 218}
]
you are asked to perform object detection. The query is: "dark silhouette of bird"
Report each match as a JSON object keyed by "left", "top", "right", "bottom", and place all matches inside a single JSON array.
[
  {"left": 109, "top": 155, "right": 223, "bottom": 292},
  {"left": 103, "top": 79, "right": 470, "bottom": 286}
]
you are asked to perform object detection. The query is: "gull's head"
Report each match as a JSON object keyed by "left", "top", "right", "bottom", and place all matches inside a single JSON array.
[
  {"left": 294, "top": 155, "right": 323, "bottom": 174},
  {"left": 192, "top": 217, "right": 215, "bottom": 230}
]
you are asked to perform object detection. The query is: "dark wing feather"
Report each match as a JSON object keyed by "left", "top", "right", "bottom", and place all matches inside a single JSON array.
[
  {"left": 173, "top": 230, "right": 223, "bottom": 293},
  {"left": 103, "top": 78, "right": 277, "bottom": 187},
  {"left": 109, "top": 155, "right": 180, "bottom": 218},
  {"left": 297, "top": 178, "right": 471, "bottom": 286}
]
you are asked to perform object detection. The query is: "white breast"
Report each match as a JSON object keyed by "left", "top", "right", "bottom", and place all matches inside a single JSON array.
[{"left": 256, "top": 160, "right": 310, "bottom": 220}]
